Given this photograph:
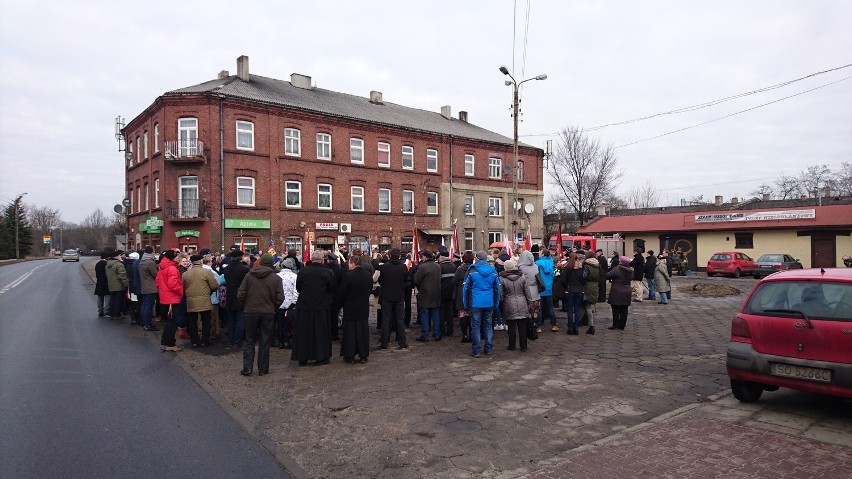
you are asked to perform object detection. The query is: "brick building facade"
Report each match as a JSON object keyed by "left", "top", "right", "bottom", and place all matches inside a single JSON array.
[{"left": 122, "top": 56, "right": 544, "bottom": 257}]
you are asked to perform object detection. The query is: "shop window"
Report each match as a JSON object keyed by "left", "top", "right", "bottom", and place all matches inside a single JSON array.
[{"left": 735, "top": 233, "right": 754, "bottom": 249}]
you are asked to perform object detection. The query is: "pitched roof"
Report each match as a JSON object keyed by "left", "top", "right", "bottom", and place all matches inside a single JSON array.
[
  {"left": 578, "top": 204, "right": 852, "bottom": 234},
  {"left": 166, "top": 75, "right": 530, "bottom": 149}
]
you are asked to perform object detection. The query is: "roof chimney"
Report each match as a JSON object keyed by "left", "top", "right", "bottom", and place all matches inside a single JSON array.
[
  {"left": 597, "top": 205, "right": 608, "bottom": 216},
  {"left": 237, "top": 55, "right": 249, "bottom": 82},
  {"left": 762, "top": 193, "right": 770, "bottom": 201},
  {"left": 291, "top": 73, "right": 312, "bottom": 89},
  {"left": 459, "top": 111, "right": 468, "bottom": 122},
  {"left": 369, "top": 90, "right": 383, "bottom": 104},
  {"left": 218, "top": 70, "right": 230, "bottom": 79},
  {"left": 715, "top": 195, "right": 723, "bottom": 206},
  {"left": 730, "top": 197, "right": 739, "bottom": 205},
  {"left": 441, "top": 105, "right": 452, "bottom": 119}
]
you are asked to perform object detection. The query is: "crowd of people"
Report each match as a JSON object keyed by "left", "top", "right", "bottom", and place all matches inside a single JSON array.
[{"left": 92, "top": 242, "right": 678, "bottom": 374}]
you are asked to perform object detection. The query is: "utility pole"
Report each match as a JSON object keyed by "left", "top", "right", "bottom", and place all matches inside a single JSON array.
[{"left": 14, "top": 192, "right": 27, "bottom": 260}]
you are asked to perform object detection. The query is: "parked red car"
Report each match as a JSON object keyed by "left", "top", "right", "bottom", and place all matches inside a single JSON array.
[
  {"left": 726, "top": 268, "right": 852, "bottom": 402},
  {"left": 706, "top": 251, "right": 755, "bottom": 278}
]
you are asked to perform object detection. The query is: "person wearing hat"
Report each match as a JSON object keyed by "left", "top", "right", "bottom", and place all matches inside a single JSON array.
[
  {"left": 94, "top": 251, "right": 111, "bottom": 317},
  {"left": 138, "top": 246, "right": 160, "bottom": 332},
  {"left": 156, "top": 250, "right": 184, "bottom": 351},
  {"left": 499, "top": 257, "right": 532, "bottom": 351},
  {"left": 606, "top": 256, "right": 634, "bottom": 330},
  {"left": 237, "top": 253, "right": 284, "bottom": 376},
  {"left": 438, "top": 247, "right": 457, "bottom": 338},
  {"left": 223, "top": 249, "right": 249, "bottom": 349},
  {"left": 462, "top": 251, "right": 501, "bottom": 357},
  {"left": 275, "top": 257, "right": 299, "bottom": 350},
  {"left": 413, "top": 249, "right": 442, "bottom": 342},
  {"left": 105, "top": 250, "right": 129, "bottom": 320},
  {"left": 125, "top": 251, "right": 142, "bottom": 325},
  {"left": 182, "top": 254, "right": 220, "bottom": 347}
]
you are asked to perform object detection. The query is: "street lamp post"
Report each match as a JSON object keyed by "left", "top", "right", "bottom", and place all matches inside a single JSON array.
[
  {"left": 499, "top": 66, "right": 546, "bottom": 246},
  {"left": 13, "top": 192, "right": 27, "bottom": 260}
]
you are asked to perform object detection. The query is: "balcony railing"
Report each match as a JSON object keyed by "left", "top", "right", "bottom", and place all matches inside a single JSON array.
[
  {"left": 164, "top": 199, "right": 209, "bottom": 219},
  {"left": 164, "top": 139, "right": 205, "bottom": 161}
]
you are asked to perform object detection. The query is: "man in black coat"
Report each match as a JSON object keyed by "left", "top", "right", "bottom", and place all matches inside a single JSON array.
[
  {"left": 325, "top": 253, "right": 344, "bottom": 341},
  {"left": 630, "top": 248, "right": 646, "bottom": 302},
  {"left": 223, "top": 249, "right": 250, "bottom": 349},
  {"left": 438, "top": 247, "right": 457, "bottom": 337},
  {"left": 595, "top": 249, "right": 609, "bottom": 303},
  {"left": 643, "top": 250, "right": 657, "bottom": 301},
  {"left": 292, "top": 249, "right": 335, "bottom": 366},
  {"left": 378, "top": 248, "right": 409, "bottom": 350},
  {"left": 337, "top": 253, "right": 374, "bottom": 363},
  {"left": 94, "top": 252, "right": 111, "bottom": 317}
]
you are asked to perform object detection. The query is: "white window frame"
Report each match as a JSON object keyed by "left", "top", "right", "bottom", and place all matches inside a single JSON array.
[
  {"left": 178, "top": 176, "right": 199, "bottom": 217},
  {"left": 489, "top": 231, "right": 503, "bottom": 244},
  {"left": 178, "top": 118, "right": 198, "bottom": 156},
  {"left": 351, "top": 186, "right": 365, "bottom": 211},
  {"left": 378, "top": 188, "right": 391, "bottom": 213},
  {"left": 426, "top": 149, "right": 438, "bottom": 172},
  {"left": 136, "top": 186, "right": 141, "bottom": 213},
  {"left": 464, "top": 154, "right": 475, "bottom": 176},
  {"left": 144, "top": 182, "right": 149, "bottom": 210},
  {"left": 285, "top": 181, "right": 302, "bottom": 208},
  {"left": 143, "top": 131, "right": 149, "bottom": 159},
  {"left": 489, "top": 157, "right": 502, "bottom": 179},
  {"left": 464, "top": 231, "right": 474, "bottom": 251},
  {"left": 377, "top": 142, "right": 390, "bottom": 168},
  {"left": 128, "top": 142, "right": 133, "bottom": 164},
  {"left": 285, "top": 128, "right": 301, "bottom": 157},
  {"left": 350, "top": 138, "right": 364, "bottom": 164},
  {"left": 426, "top": 191, "right": 438, "bottom": 215},
  {"left": 236, "top": 120, "right": 254, "bottom": 151},
  {"left": 154, "top": 178, "right": 160, "bottom": 208},
  {"left": 317, "top": 183, "right": 332, "bottom": 210},
  {"left": 136, "top": 137, "right": 141, "bottom": 164},
  {"left": 316, "top": 133, "right": 331, "bottom": 160},
  {"left": 129, "top": 187, "right": 133, "bottom": 213},
  {"left": 488, "top": 197, "right": 502, "bottom": 217},
  {"left": 402, "top": 190, "right": 414, "bottom": 214},
  {"left": 402, "top": 145, "right": 414, "bottom": 170},
  {"left": 516, "top": 160, "right": 524, "bottom": 181},
  {"left": 464, "top": 195, "right": 475, "bottom": 215},
  {"left": 153, "top": 123, "right": 159, "bottom": 153},
  {"left": 237, "top": 177, "right": 255, "bottom": 206}
]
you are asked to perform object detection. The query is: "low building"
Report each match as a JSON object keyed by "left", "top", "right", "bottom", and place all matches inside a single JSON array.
[{"left": 121, "top": 56, "right": 544, "bottom": 256}]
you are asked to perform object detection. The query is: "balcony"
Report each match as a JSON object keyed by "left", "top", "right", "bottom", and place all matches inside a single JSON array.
[
  {"left": 164, "top": 139, "right": 206, "bottom": 163},
  {"left": 165, "top": 199, "right": 210, "bottom": 220}
]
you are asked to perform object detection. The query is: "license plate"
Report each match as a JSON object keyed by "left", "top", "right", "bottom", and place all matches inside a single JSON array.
[{"left": 771, "top": 363, "right": 832, "bottom": 382}]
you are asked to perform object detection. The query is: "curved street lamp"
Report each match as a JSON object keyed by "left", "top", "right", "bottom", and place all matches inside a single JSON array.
[{"left": 499, "top": 66, "right": 546, "bottom": 244}]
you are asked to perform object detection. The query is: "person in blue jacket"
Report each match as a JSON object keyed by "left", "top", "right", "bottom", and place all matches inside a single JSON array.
[
  {"left": 463, "top": 251, "right": 501, "bottom": 358},
  {"left": 535, "top": 249, "right": 557, "bottom": 332}
]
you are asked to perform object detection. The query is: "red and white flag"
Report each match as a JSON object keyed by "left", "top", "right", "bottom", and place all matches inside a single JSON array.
[
  {"left": 556, "top": 223, "right": 563, "bottom": 259},
  {"left": 411, "top": 228, "right": 420, "bottom": 266},
  {"left": 450, "top": 219, "right": 459, "bottom": 259},
  {"left": 303, "top": 231, "right": 313, "bottom": 263},
  {"left": 524, "top": 224, "right": 533, "bottom": 251}
]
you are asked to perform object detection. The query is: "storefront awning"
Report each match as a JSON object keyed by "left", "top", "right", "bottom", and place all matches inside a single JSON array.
[{"left": 419, "top": 229, "right": 453, "bottom": 236}]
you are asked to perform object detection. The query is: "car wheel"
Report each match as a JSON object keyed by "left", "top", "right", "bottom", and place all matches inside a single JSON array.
[
  {"left": 707, "top": 272, "right": 714, "bottom": 277},
  {"left": 733, "top": 268, "right": 741, "bottom": 278},
  {"left": 730, "top": 379, "right": 763, "bottom": 403}
]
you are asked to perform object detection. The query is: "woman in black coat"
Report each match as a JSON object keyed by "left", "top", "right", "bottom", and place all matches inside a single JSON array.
[
  {"left": 337, "top": 254, "right": 373, "bottom": 363},
  {"left": 606, "top": 256, "right": 634, "bottom": 330}
]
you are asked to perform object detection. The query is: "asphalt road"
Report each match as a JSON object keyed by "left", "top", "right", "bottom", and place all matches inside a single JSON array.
[{"left": 0, "top": 259, "right": 288, "bottom": 478}]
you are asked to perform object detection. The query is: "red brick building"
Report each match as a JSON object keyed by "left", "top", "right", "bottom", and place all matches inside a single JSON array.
[{"left": 122, "top": 56, "right": 544, "bottom": 257}]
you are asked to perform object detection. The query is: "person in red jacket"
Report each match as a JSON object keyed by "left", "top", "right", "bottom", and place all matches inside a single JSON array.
[{"left": 155, "top": 250, "right": 184, "bottom": 352}]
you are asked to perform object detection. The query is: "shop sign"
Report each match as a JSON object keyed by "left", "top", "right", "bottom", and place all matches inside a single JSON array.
[
  {"left": 175, "top": 230, "right": 200, "bottom": 238},
  {"left": 43, "top": 235, "right": 51, "bottom": 245},
  {"left": 146, "top": 216, "right": 163, "bottom": 233},
  {"left": 224, "top": 218, "right": 271, "bottom": 229},
  {"left": 316, "top": 222, "right": 339, "bottom": 230},
  {"left": 695, "top": 209, "right": 815, "bottom": 223}
]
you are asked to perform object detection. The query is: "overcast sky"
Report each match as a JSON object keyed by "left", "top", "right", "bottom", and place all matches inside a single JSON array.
[{"left": 1, "top": 0, "right": 850, "bottom": 223}]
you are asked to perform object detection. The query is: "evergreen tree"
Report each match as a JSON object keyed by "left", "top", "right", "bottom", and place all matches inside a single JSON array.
[{"left": 1, "top": 199, "right": 33, "bottom": 259}]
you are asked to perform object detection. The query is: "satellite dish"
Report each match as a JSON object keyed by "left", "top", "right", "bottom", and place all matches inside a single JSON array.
[
  {"left": 524, "top": 203, "right": 535, "bottom": 214},
  {"left": 502, "top": 166, "right": 513, "bottom": 176},
  {"left": 513, "top": 201, "right": 523, "bottom": 211},
  {"left": 113, "top": 204, "right": 124, "bottom": 214},
  {"left": 122, "top": 198, "right": 131, "bottom": 208}
]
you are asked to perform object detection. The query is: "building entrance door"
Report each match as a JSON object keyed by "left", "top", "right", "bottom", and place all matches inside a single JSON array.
[{"left": 811, "top": 236, "right": 836, "bottom": 268}]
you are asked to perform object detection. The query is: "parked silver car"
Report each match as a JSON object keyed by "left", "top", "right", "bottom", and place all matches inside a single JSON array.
[{"left": 752, "top": 254, "right": 803, "bottom": 279}]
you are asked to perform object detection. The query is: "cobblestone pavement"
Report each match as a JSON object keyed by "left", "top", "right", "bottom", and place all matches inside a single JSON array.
[{"left": 81, "top": 261, "right": 851, "bottom": 478}]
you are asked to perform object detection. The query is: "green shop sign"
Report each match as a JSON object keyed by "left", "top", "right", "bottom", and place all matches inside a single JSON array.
[
  {"left": 145, "top": 216, "right": 163, "bottom": 234},
  {"left": 175, "top": 230, "right": 200, "bottom": 238},
  {"left": 224, "top": 218, "right": 270, "bottom": 229}
]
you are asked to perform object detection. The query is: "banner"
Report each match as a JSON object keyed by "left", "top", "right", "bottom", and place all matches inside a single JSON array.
[
  {"left": 556, "top": 224, "right": 563, "bottom": 259},
  {"left": 411, "top": 228, "right": 420, "bottom": 265}
]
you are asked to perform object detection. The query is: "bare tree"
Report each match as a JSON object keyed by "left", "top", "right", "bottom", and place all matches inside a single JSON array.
[
  {"left": 546, "top": 126, "right": 622, "bottom": 225},
  {"left": 773, "top": 172, "right": 804, "bottom": 199},
  {"left": 834, "top": 161, "right": 852, "bottom": 196},
  {"left": 798, "top": 164, "right": 833, "bottom": 198},
  {"left": 626, "top": 181, "right": 661, "bottom": 209},
  {"left": 27, "top": 206, "right": 62, "bottom": 255},
  {"left": 748, "top": 183, "right": 773, "bottom": 199}
]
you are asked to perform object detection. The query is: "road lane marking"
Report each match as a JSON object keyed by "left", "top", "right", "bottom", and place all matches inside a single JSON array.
[{"left": 0, "top": 263, "right": 49, "bottom": 295}]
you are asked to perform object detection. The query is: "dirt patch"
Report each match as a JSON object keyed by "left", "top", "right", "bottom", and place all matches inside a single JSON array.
[{"left": 678, "top": 283, "right": 742, "bottom": 297}]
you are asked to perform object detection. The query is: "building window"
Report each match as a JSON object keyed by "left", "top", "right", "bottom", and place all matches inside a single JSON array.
[
  {"left": 316, "top": 133, "right": 331, "bottom": 160},
  {"left": 136, "top": 137, "right": 141, "bottom": 164},
  {"left": 178, "top": 118, "right": 198, "bottom": 156},
  {"left": 426, "top": 149, "right": 438, "bottom": 172},
  {"left": 153, "top": 123, "right": 159, "bottom": 153},
  {"left": 237, "top": 177, "right": 255, "bottom": 206},
  {"left": 351, "top": 186, "right": 364, "bottom": 211},
  {"left": 285, "top": 181, "right": 302, "bottom": 208},
  {"left": 317, "top": 184, "right": 332, "bottom": 210},
  {"left": 129, "top": 187, "right": 133, "bottom": 213},
  {"left": 463, "top": 195, "right": 475, "bottom": 215},
  {"left": 427, "top": 192, "right": 438, "bottom": 215},
  {"left": 285, "top": 236, "right": 303, "bottom": 260},
  {"left": 464, "top": 154, "right": 474, "bottom": 176},
  {"left": 154, "top": 178, "right": 160, "bottom": 208},
  {"left": 350, "top": 138, "right": 364, "bottom": 164},
  {"left": 402, "top": 145, "right": 414, "bottom": 170},
  {"left": 128, "top": 142, "right": 133, "bottom": 165},
  {"left": 489, "top": 232, "right": 503, "bottom": 245},
  {"left": 179, "top": 176, "right": 199, "bottom": 217},
  {"left": 516, "top": 161, "right": 524, "bottom": 181},
  {"left": 349, "top": 236, "right": 369, "bottom": 252},
  {"left": 136, "top": 186, "right": 141, "bottom": 213},
  {"left": 285, "top": 128, "right": 301, "bottom": 156},
  {"left": 143, "top": 131, "right": 149, "bottom": 159},
  {"left": 489, "top": 157, "right": 502, "bottom": 178},
  {"left": 488, "top": 197, "right": 502, "bottom": 216},
  {"left": 401, "top": 236, "right": 413, "bottom": 253},
  {"left": 144, "top": 182, "right": 149, "bottom": 210},
  {"left": 378, "top": 142, "right": 390, "bottom": 167},
  {"left": 236, "top": 120, "right": 254, "bottom": 150},
  {"left": 735, "top": 233, "right": 754, "bottom": 249},
  {"left": 402, "top": 190, "right": 414, "bottom": 214},
  {"left": 464, "top": 231, "right": 474, "bottom": 251},
  {"left": 378, "top": 188, "right": 391, "bottom": 213}
]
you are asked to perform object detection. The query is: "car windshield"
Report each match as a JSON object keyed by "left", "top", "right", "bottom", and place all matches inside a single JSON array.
[
  {"left": 711, "top": 254, "right": 731, "bottom": 261},
  {"left": 757, "top": 255, "right": 783, "bottom": 262},
  {"left": 743, "top": 281, "right": 852, "bottom": 321}
]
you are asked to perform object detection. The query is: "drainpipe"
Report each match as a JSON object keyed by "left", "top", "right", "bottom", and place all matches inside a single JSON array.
[
  {"left": 219, "top": 96, "right": 226, "bottom": 251},
  {"left": 448, "top": 135, "right": 453, "bottom": 229}
]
